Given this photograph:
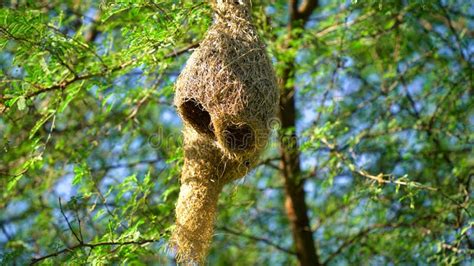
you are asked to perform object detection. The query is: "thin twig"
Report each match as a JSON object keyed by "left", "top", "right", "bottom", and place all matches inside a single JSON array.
[
  {"left": 218, "top": 226, "right": 296, "bottom": 255},
  {"left": 323, "top": 216, "right": 436, "bottom": 264},
  {"left": 164, "top": 42, "right": 200, "bottom": 59},
  {"left": 58, "top": 198, "right": 82, "bottom": 244}
]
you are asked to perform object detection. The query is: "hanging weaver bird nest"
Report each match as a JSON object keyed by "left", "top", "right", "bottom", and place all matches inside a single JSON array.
[{"left": 171, "top": 0, "right": 279, "bottom": 263}]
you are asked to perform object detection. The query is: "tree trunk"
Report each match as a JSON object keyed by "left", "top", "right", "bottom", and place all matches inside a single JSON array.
[{"left": 278, "top": 1, "right": 320, "bottom": 265}]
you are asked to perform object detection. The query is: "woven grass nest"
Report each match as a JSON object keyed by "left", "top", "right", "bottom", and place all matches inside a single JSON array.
[{"left": 171, "top": 0, "right": 279, "bottom": 263}]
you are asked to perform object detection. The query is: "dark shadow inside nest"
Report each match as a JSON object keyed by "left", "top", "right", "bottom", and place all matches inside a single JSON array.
[
  {"left": 223, "top": 124, "right": 254, "bottom": 151},
  {"left": 180, "top": 98, "right": 215, "bottom": 139}
]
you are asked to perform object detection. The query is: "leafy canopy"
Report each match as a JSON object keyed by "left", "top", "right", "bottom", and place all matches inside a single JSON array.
[{"left": 0, "top": 0, "right": 472, "bottom": 265}]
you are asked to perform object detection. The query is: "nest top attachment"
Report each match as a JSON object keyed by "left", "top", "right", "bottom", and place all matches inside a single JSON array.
[
  {"left": 212, "top": 0, "right": 253, "bottom": 20},
  {"left": 175, "top": 0, "right": 279, "bottom": 166}
]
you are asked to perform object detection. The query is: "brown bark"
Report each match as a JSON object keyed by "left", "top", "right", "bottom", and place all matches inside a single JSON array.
[{"left": 279, "top": 1, "right": 320, "bottom": 265}]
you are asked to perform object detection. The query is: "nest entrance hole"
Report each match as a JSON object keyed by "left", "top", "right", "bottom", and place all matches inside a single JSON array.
[
  {"left": 181, "top": 98, "right": 215, "bottom": 138},
  {"left": 223, "top": 124, "right": 254, "bottom": 151}
]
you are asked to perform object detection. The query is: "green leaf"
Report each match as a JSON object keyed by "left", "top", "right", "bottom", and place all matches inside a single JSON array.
[
  {"left": 17, "top": 96, "right": 26, "bottom": 110},
  {"left": 7, "top": 175, "right": 23, "bottom": 191},
  {"left": 29, "top": 111, "right": 55, "bottom": 139},
  {"left": 72, "top": 168, "right": 83, "bottom": 186},
  {"left": 162, "top": 186, "right": 179, "bottom": 201}
]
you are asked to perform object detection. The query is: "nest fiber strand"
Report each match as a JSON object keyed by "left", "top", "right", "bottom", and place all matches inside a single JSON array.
[{"left": 171, "top": 0, "right": 279, "bottom": 263}]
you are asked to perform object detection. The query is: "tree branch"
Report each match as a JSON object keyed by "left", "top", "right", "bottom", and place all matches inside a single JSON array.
[
  {"left": 323, "top": 217, "right": 436, "bottom": 264},
  {"left": 30, "top": 238, "right": 159, "bottom": 265},
  {"left": 218, "top": 226, "right": 296, "bottom": 255},
  {"left": 289, "top": 0, "right": 319, "bottom": 24},
  {"left": 0, "top": 38, "right": 199, "bottom": 105}
]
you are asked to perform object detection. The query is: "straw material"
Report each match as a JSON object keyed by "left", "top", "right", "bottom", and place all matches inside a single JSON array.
[{"left": 171, "top": 0, "right": 279, "bottom": 263}]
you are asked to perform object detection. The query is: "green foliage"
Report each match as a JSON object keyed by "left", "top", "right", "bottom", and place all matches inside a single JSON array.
[{"left": 0, "top": 0, "right": 472, "bottom": 265}]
